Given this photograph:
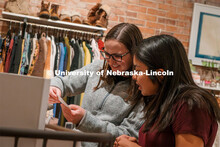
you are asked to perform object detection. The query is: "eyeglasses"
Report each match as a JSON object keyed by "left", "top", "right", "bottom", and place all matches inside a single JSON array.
[{"left": 100, "top": 51, "right": 130, "bottom": 62}]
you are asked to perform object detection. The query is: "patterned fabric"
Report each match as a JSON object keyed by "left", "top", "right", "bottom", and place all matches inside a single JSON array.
[
  {"left": 27, "top": 39, "right": 39, "bottom": 76},
  {"left": 20, "top": 34, "right": 30, "bottom": 74}
]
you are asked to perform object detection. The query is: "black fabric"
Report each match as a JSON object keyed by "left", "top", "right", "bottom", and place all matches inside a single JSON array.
[
  {"left": 69, "top": 41, "right": 79, "bottom": 71},
  {"left": 11, "top": 35, "right": 23, "bottom": 73},
  {"left": 8, "top": 36, "right": 18, "bottom": 73}
]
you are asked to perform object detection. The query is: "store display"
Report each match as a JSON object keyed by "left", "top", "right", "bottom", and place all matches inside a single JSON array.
[
  {"left": 71, "top": 13, "right": 82, "bottom": 24},
  {"left": 83, "top": 3, "right": 102, "bottom": 26},
  {"left": 95, "top": 4, "right": 111, "bottom": 28},
  {"left": 60, "top": 14, "right": 71, "bottom": 22},
  {"left": 50, "top": 4, "right": 60, "bottom": 20},
  {"left": 39, "top": 1, "right": 50, "bottom": 19}
]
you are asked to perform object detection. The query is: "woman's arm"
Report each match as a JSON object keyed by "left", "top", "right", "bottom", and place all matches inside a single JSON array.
[
  {"left": 114, "top": 135, "right": 141, "bottom": 147},
  {"left": 175, "top": 134, "right": 204, "bottom": 147},
  {"left": 50, "top": 60, "right": 103, "bottom": 97}
]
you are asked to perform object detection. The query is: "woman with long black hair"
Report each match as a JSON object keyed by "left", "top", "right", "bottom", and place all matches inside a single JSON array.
[{"left": 115, "top": 34, "right": 220, "bottom": 147}]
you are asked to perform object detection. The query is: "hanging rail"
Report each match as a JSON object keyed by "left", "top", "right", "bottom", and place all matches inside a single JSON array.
[{"left": 0, "top": 17, "right": 101, "bottom": 37}]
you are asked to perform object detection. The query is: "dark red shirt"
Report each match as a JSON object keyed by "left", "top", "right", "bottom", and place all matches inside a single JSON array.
[{"left": 139, "top": 103, "right": 218, "bottom": 147}]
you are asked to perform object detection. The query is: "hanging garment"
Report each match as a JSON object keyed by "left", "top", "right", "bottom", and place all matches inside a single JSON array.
[
  {"left": 27, "top": 38, "right": 33, "bottom": 69},
  {"left": 27, "top": 39, "right": 40, "bottom": 76},
  {"left": 82, "top": 41, "right": 91, "bottom": 66},
  {"left": 50, "top": 36, "right": 56, "bottom": 77},
  {"left": 28, "top": 37, "right": 37, "bottom": 72},
  {"left": 69, "top": 45, "right": 75, "bottom": 69},
  {"left": 43, "top": 37, "right": 52, "bottom": 78},
  {"left": 58, "top": 42, "right": 65, "bottom": 73},
  {"left": 63, "top": 46, "right": 67, "bottom": 72},
  {"left": 85, "top": 42, "right": 93, "bottom": 63},
  {"left": 91, "top": 38, "right": 101, "bottom": 61},
  {"left": 0, "top": 37, "right": 3, "bottom": 61},
  {"left": 0, "top": 39, "right": 6, "bottom": 72},
  {"left": 24, "top": 37, "right": 33, "bottom": 75},
  {"left": 77, "top": 40, "right": 84, "bottom": 67},
  {"left": 12, "top": 36, "right": 24, "bottom": 73},
  {"left": 4, "top": 37, "right": 14, "bottom": 72},
  {"left": 64, "top": 36, "right": 71, "bottom": 71},
  {"left": 17, "top": 39, "right": 25, "bottom": 74},
  {"left": 20, "top": 33, "right": 30, "bottom": 74},
  {"left": 69, "top": 39, "right": 79, "bottom": 71},
  {"left": 54, "top": 42, "right": 60, "bottom": 76},
  {"left": 32, "top": 33, "right": 47, "bottom": 77},
  {"left": 8, "top": 36, "right": 18, "bottom": 73}
]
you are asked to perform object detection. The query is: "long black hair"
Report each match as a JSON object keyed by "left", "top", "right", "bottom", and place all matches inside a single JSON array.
[{"left": 131, "top": 34, "right": 220, "bottom": 132}]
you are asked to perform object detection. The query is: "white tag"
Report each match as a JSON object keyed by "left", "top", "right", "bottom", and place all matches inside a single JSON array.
[{"left": 58, "top": 95, "right": 70, "bottom": 109}]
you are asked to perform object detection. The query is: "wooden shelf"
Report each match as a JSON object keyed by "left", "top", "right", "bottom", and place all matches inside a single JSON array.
[{"left": 2, "top": 11, "right": 106, "bottom": 33}]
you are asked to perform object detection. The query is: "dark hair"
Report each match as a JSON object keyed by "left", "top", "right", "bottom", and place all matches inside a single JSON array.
[
  {"left": 132, "top": 34, "right": 220, "bottom": 132},
  {"left": 94, "top": 23, "right": 143, "bottom": 89}
]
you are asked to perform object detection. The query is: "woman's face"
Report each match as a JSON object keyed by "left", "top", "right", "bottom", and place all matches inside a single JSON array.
[
  {"left": 132, "top": 56, "right": 159, "bottom": 96},
  {"left": 104, "top": 39, "right": 133, "bottom": 72}
]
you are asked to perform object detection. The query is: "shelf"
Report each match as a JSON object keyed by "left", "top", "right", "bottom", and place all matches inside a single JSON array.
[
  {"left": 2, "top": 11, "right": 107, "bottom": 33},
  {"left": 199, "top": 85, "right": 220, "bottom": 91}
]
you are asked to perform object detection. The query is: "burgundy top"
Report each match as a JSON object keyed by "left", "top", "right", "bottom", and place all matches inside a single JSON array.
[{"left": 138, "top": 103, "right": 218, "bottom": 147}]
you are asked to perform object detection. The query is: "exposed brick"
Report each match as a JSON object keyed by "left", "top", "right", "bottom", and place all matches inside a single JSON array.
[
  {"left": 108, "top": 21, "right": 119, "bottom": 29},
  {"left": 127, "top": 18, "right": 145, "bottom": 26},
  {"left": 155, "top": 30, "right": 173, "bottom": 35},
  {"left": 178, "top": 15, "right": 192, "bottom": 22},
  {"left": 183, "top": 1, "right": 194, "bottom": 8},
  {"left": 176, "top": 7, "right": 192, "bottom": 16},
  {"left": 126, "top": 11, "right": 137, "bottom": 18},
  {"left": 176, "top": 21, "right": 188, "bottom": 27},
  {"left": 166, "top": 25, "right": 178, "bottom": 32},
  {"left": 148, "top": 8, "right": 166, "bottom": 17},
  {"left": 147, "top": 22, "right": 165, "bottom": 29},
  {"left": 173, "top": 34, "right": 189, "bottom": 42},
  {"left": 154, "top": 0, "right": 166, "bottom": 3},
  {"left": 166, "top": 0, "right": 172, "bottom": 4},
  {"left": 158, "top": 3, "right": 176, "bottom": 12},
  {"left": 119, "top": 16, "right": 125, "bottom": 22},
  {"left": 178, "top": 27, "right": 191, "bottom": 35},
  {"left": 103, "top": 1, "right": 126, "bottom": 9},
  {"left": 80, "top": 0, "right": 101, "bottom": 3},
  {"left": 172, "top": 0, "right": 184, "bottom": 7},
  {"left": 127, "top": 0, "right": 139, "bottom": 4},
  {"left": 127, "top": 4, "right": 147, "bottom": 13},
  {"left": 143, "top": 33, "right": 154, "bottom": 38},
  {"left": 182, "top": 41, "right": 189, "bottom": 49},
  {"left": 109, "top": 14, "right": 118, "bottom": 21},
  {"left": 166, "top": 12, "right": 179, "bottom": 19},
  {"left": 76, "top": 8, "right": 88, "bottom": 17},
  {"left": 139, "top": 0, "right": 157, "bottom": 8},
  {"left": 139, "top": 26, "right": 155, "bottom": 34},
  {"left": 112, "top": 8, "right": 125, "bottom": 16},
  {"left": 137, "top": 13, "right": 157, "bottom": 22},
  {"left": 158, "top": 17, "right": 176, "bottom": 25}
]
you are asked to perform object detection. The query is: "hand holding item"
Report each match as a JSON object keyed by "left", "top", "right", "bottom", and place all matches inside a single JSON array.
[
  {"left": 48, "top": 86, "right": 61, "bottom": 104},
  {"left": 61, "top": 104, "right": 85, "bottom": 125},
  {"left": 114, "top": 135, "right": 140, "bottom": 147}
]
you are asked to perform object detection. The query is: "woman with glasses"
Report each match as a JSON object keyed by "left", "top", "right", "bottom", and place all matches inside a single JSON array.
[
  {"left": 48, "top": 23, "right": 144, "bottom": 146},
  {"left": 114, "top": 35, "right": 220, "bottom": 147}
]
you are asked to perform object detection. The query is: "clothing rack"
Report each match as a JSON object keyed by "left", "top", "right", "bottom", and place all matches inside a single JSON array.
[{"left": 0, "top": 17, "right": 102, "bottom": 37}]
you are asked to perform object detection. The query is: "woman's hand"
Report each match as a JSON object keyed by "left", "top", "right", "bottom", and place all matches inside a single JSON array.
[
  {"left": 114, "top": 135, "right": 140, "bottom": 147},
  {"left": 48, "top": 86, "right": 61, "bottom": 104},
  {"left": 61, "top": 104, "right": 85, "bottom": 125}
]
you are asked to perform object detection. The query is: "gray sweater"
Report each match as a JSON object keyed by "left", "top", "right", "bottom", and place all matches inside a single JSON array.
[{"left": 51, "top": 60, "right": 144, "bottom": 146}]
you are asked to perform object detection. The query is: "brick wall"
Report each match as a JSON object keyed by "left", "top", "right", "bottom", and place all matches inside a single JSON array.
[{"left": 0, "top": 0, "right": 220, "bottom": 52}]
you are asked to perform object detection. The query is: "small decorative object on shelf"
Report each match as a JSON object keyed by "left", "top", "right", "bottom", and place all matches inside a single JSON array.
[{"left": 1, "top": 11, "right": 106, "bottom": 34}]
